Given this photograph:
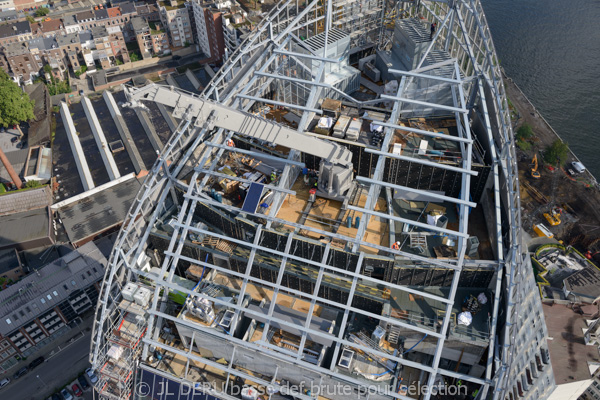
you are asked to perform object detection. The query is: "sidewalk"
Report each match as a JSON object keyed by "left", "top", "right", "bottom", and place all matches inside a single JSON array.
[{"left": 0, "top": 312, "right": 95, "bottom": 379}]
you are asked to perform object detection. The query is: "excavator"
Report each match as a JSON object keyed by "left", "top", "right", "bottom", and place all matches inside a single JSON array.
[
  {"left": 123, "top": 84, "right": 354, "bottom": 201},
  {"left": 530, "top": 154, "right": 541, "bottom": 179},
  {"left": 543, "top": 206, "right": 561, "bottom": 226}
]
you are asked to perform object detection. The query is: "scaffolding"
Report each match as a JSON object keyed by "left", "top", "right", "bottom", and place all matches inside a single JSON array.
[{"left": 89, "top": 1, "right": 555, "bottom": 400}]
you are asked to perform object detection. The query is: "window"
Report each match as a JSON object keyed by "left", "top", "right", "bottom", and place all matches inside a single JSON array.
[
  {"left": 40, "top": 298, "right": 46, "bottom": 304},
  {"left": 47, "top": 295, "right": 52, "bottom": 300},
  {"left": 63, "top": 284, "right": 68, "bottom": 290},
  {"left": 5, "top": 319, "right": 10, "bottom": 325},
  {"left": 53, "top": 291, "right": 58, "bottom": 296},
  {"left": 87, "top": 271, "right": 92, "bottom": 277},
  {"left": 71, "top": 280, "right": 76, "bottom": 286}
]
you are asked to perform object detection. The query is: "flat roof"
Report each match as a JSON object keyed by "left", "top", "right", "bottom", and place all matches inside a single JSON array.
[
  {"left": 57, "top": 176, "right": 141, "bottom": 243},
  {"left": 0, "top": 207, "right": 51, "bottom": 249},
  {"left": 564, "top": 265, "right": 600, "bottom": 299},
  {"left": 543, "top": 303, "right": 600, "bottom": 385},
  {"left": 0, "top": 241, "right": 107, "bottom": 335}
]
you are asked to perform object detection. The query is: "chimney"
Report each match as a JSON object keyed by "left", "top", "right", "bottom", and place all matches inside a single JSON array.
[{"left": 0, "top": 146, "right": 23, "bottom": 189}]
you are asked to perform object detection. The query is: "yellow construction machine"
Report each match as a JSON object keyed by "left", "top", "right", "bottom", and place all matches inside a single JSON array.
[
  {"left": 543, "top": 207, "right": 561, "bottom": 226},
  {"left": 531, "top": 154, "right": 541, "bottom": 179}
]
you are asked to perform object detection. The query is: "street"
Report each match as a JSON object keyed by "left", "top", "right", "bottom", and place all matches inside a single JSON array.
[{"left": 1, "top": 329, "right": 95, "bottom": 400}]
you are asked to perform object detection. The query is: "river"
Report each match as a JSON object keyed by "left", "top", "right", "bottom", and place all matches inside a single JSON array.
[{"left": 481, "top": 0, "right": 600, "bottom": 177}]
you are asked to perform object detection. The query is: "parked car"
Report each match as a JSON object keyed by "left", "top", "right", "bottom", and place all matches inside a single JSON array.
[
  {"left": 0, "top": 378, "right": 10, "bottom": 389},
  {"left": 85, "top": 368, "right": 98, "bottom": 383},
  {"left": 71, "top": 383, "right": 83, "bottom": 397},
  {"left": 77, "top": 374, "right": 90, "bottom": 390},
  {"left": 61, "top": 388, "right": 73, "bottom": 400},
  {"left": 13, "top": 366, "right": 28, "bottom": 379},
  {"left": 28, "top": 356, "right": 44, "bottom": 370}
]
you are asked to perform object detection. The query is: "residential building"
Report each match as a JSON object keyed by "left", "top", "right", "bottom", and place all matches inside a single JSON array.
[
  {"left": 158, "top": 0, "right": 193, "bottom": 48},
  {"left": 0, "top": 20, "right": 31, "bottom": 46},
  {"left": 135, "top": 3, "right": 160, "bottom": 22},
  {"left": 63, "top": 14, "right": 81, "bottom": 34},
  {"left": 75, "top": 10, "right": 96, "bottom": 31},
  {"left": 0, "top": 239, "right": 110, "bottom": 373},
  {"left": 56, "top": 32, "right": 83, "bottom": 71},
  {"left": 28, "top": 36, "right": 67, "bottom": 80},
  {"left": 91, "top": 25, "right": 130, "bottom": 68},
  {"left": 130, "top": 16, "right": 169, "bottom": 58},
  {"left": 31, "top": 18, "right": 65, "bottom": 38},
  {"left": 2, "top": 41, "right": 39, "bottom": 84},
  {"left": 94, "top": 7, "right": 110, "bottom": 27},
  {"left": 191, "top": 0, "right": 224, "bottom": 61}
]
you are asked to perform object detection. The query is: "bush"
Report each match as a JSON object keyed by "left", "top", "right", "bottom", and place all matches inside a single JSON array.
[
  {"left": 25, "top": 180, "right": 41, "bottom": 188},
  {"left": 516, "top": 124, "right": 534, "bottom": 141},
  {"left": 516, "top": 140, "right": 532, "bottom": 151},
  {"left": 0, "top": 183, "right": 6, "bottom": 194},
  {"left": 543, "top": 140, "right": 569, "bottom": 166}
]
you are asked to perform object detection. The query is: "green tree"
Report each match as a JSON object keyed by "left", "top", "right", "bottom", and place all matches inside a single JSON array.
[
  {"left": 26, "top": 15, "right": 35, "bottom": 23},
  {"left": 130, "top": 52, "right": 140, "bottom": 62},
  {"left": 516, "top": 123, "right": 534, "bottom": 141},
  {"left": 0, "top": 70, "right": 35, "bottom": 128},
  {"left": 544, "top": 140, "right": 569, "bottom": 166},
  {"left": 43, "top": 64, "right": 52, "bottom": 74},
  {"left": 35, "top": 7, "right": 49, "bottom": 17}
]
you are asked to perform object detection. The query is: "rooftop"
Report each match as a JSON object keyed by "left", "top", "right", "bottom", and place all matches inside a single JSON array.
[
  {"left": 0, "top": 248, "right": 21, "bottom": 275},
  {"left": 0, "top": 240, "right": 107, "bottom": 335},
  {"left": 0, "top": 207, "right": 52, "bottom": 251},
  {"left": 564, "top": 265, "right": 600, "bottom": 300},
  {"left": 0, "top": 21, "right": 31, "bottom": 38},
  {"left": 543, "top": 303, "right": 600, "bottom": 385},
  {"left": 56, "top": 32, "right": 80, "bottom": 47},
  {"left": 0, "top": 186, "right": 52, "bottom": 216},
  {"left": 56, "top": 175, "right": 142, "bottom": 244}
]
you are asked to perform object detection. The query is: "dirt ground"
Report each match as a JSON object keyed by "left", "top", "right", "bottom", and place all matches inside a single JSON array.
[{"left": 503, "top": 71, "right": 600, "bottom": 253}]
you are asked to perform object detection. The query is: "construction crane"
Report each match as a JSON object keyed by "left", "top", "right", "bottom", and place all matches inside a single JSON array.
[
  {"left": 530, "top": 154, "right": 541, "bottom": 179},
  {"left": 123, "top": 84, "right": 354, "bottom": 200}
]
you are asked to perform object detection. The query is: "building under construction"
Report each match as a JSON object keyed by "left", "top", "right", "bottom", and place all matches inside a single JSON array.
[{"left": 89, "top": 1, "right": 555, "bottom": 400}]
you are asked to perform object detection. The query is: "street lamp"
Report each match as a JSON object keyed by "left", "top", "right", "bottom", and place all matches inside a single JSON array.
[{"left": 36, "top": 374, "right": 47, "bottom": 388}]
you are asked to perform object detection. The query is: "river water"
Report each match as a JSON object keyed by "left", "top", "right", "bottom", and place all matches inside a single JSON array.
[{"left": 480, "top": 0, "right": 600, "bottom": 177}]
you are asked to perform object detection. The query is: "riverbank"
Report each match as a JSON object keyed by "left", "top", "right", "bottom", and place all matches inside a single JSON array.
[{"left": 502, "top": 69, "right": 600, "bottom": 253}]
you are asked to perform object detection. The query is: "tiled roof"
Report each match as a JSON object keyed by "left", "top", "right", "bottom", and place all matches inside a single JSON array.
[
  {"left": 0, "top": 186, "right": 52, "bottom": 216},
  {"left": 0, "top": 21, "right": 31, "bottom": 39}
]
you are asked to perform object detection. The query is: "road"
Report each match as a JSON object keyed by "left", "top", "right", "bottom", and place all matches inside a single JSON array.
[{"left": 1, "top": 330, "right": 94, "bottom": 400}]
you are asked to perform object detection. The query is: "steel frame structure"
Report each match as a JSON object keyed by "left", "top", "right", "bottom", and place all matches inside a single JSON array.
[{"left": 89, "top": 1, "right": 553, "bottom": 400}]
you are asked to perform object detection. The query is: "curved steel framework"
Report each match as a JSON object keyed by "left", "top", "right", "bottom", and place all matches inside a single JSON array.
[{"left": 90, "top": 1, "right": 553, "bottom": 400}]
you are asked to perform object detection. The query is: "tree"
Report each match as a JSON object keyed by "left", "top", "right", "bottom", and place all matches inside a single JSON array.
[
  {"left": 130, "top": 52, "right": 140, "bottom": 62},
  {"left": 26, "top": 15, "right": 35, "bottom": 23},
  {"left": 516, "top": 123, "right": 534, "bottom": 141},
  {"left": 0, "top": 70, "right": 35, "bottom": 128},
  {"left": 544, "top": 140, "right": 569, "bottom": 166},
  {"left": 35, "top": 7, "right": 49, "bottom": 17}
]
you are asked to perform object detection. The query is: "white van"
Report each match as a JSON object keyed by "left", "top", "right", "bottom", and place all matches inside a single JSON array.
[{"left": 571, "top": 161, "right": 586, "bottom": 174}]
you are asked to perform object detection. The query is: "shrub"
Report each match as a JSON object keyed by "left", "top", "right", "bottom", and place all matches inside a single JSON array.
[{"left": 516, "top": 140, "right": 532, "bottom": 151}]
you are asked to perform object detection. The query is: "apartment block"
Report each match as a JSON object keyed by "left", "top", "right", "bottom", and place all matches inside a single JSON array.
[{"left": 158, "top": 0, "right": 193, "bottom": 48}]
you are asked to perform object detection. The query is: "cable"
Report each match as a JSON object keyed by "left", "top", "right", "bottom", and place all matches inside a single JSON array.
[{"left": 402, "top": 333, "right": 428, "bottom": 354}]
